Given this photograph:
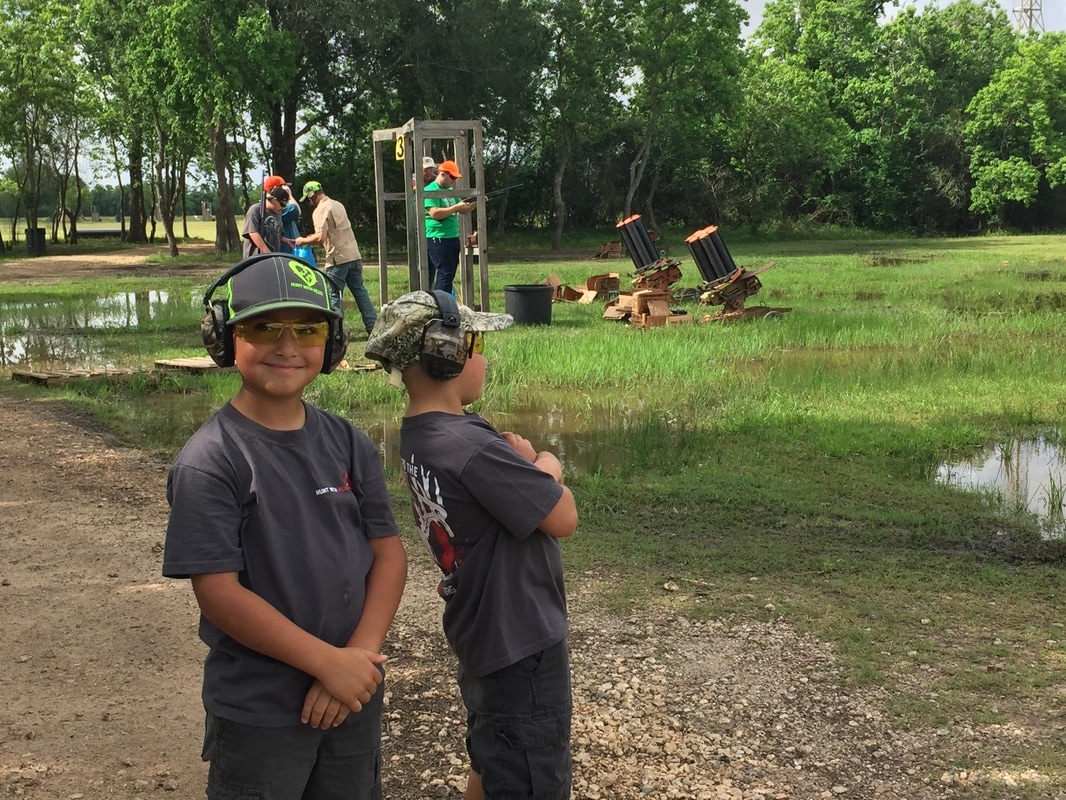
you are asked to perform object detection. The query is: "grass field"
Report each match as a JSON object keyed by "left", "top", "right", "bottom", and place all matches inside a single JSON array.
[{"left": 1, "top": 233, "right": 1065, "bottom": 796}]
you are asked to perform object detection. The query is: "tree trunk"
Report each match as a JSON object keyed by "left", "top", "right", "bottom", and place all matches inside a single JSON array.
[
  {"left": 644, "top": 163, "right": 662, "bottom": 235},
  {"left": 495, "top": 134, "right": 515, "bottom": 237},
  {"left": 624, "top": 110, "right": 658, "bottom": 219},
  {"left": 127, "top": 130, "right": 148, "bottom": 244},
  {"left": 209, "top": 116, "right": 241, "bottom": 254},
  {"left": 551, "top": 135, "right": 572, "bottom": 252},
  {"left": 153, "top": 130, "right": 180, "bottom": 258},
  {"left": 109, "top": 136, "right": 128, "bottom": 240},
  {"left": 270, "top": 97, "right": 299, "bottom": 182}
]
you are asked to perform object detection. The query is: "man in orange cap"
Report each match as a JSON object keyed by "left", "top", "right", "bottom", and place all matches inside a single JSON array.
[
  {"left": 423, "top": 159, "right": 473, "bottom": 294},
  {"left": 242, "top": 179, "right": 287, "bottom": 259},
  {"left": 263, "top": 175, "right": 300, "bottom": 254}
]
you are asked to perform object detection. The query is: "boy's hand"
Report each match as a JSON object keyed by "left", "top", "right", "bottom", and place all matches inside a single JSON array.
[
  {"left": 301, "top": 680, "right": 350, "bottom": 730},
  {"left": 501, "top": 431, "right": 537, "bottom": 462},
  {"left": 315, "top": 646, "right": 386, "bottom": 719}
]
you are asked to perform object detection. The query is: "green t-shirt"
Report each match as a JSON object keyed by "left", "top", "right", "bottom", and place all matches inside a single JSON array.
[{"left": 424, "top": 180, "right": 460, "bottom": 239}]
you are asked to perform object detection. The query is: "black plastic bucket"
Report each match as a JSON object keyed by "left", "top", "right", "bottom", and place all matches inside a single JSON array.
[
  {"left": 503, "top": 284, "right": 553, "bottom": 325},
  {"left": 25, "top": 227, "right": 46, "bottom": 256}
]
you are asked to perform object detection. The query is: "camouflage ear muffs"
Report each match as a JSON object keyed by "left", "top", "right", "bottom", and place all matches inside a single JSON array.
[{"left": 419, "top": 290, "right": 468, "bottom": 381}]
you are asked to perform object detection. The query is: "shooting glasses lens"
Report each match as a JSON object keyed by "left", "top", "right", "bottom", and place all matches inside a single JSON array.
[
  {"left": 233, "top": 320, "right": 330, "bottom": 347},
  {"left": 465, "top": 331, "right": 484, "bottom": 357}
]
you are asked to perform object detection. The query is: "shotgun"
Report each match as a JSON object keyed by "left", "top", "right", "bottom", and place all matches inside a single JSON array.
[{"left": 462, "top": 183, "right": 524, "bottom": 204}]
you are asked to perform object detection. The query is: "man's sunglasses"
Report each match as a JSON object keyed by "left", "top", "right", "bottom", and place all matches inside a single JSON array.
[
  {"left": 465, "top": 331, "right": 484, "bottom": 356},
  {"left": 233, "top": 320, "right": 330, "bottom": 347}
]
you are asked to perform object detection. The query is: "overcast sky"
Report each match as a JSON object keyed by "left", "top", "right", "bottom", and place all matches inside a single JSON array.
[{"left": 741, "top": 0, "right": 1065, "bottom": 34}]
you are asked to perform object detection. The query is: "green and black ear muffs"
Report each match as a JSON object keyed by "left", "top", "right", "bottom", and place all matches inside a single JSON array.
[{"left": 200, "top": 252, "right": 348, "bottom": 373}]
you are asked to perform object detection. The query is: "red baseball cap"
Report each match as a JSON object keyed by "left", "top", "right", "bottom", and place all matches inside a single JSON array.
[{"left": 438, "top": 160, "right": 462, "bottom": 179}]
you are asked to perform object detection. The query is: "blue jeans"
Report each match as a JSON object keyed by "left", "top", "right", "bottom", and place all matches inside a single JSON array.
[
  {"left": 201, "top": 683, "right": 384, "bottom": 800},
  {"left": 427, "top": 237, "right": 461, "bottom": 295},
  {"left": 458, "top": 639, "right": 572, "bottom": 800},
  {"left": 325, "top": 260, "right": 377, "bottom": 334}
]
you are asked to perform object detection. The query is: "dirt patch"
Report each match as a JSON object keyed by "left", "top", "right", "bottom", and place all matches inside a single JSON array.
[
  {"left": 0, "top": 243, "right": 224, "bottom": 283},
  {"left": 0, "top": 393, "right": 957, "bottom": 800}
]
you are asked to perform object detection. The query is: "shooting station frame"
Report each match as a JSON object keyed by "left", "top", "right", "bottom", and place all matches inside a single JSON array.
[{"left": 371, "top": 118, "right": 492, "bottom": 310}]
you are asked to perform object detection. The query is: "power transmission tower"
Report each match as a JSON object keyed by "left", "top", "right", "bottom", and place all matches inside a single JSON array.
[{"left": 1013, "top": 0, "right": 1045, "bottom": 32}]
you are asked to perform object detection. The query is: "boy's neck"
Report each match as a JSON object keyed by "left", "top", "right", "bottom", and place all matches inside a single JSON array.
[
  {"left": 404, "top": 396, "right": 465, "bottom": 417},
  {"left": 231, "top": 392, "right": 308, "bottom": 430}
]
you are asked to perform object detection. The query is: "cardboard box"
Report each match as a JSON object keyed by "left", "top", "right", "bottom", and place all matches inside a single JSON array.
[
  {"left": 586, "top": 273, "right": 620, "bottom": 293},
  {"left": 630, "top": 289, "right": 670, "bottom": 315},
  {"left": 666, "top": 314, "right": 694, "bottom": 326},
  {"left": 646, "top": 298, "right": 671, "bottom": 318}
]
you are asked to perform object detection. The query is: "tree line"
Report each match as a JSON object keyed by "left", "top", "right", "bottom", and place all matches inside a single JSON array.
[{"left": 1, "top": 0, "right": 1063, "bottom": 257}]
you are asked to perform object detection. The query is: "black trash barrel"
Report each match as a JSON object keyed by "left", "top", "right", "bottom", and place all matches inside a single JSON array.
[
  {"left": 25, "top": 227, "right": 46, "bottom": 256},
  {"left": 503, "top": 284, "right": 553, "bottom": 325}
]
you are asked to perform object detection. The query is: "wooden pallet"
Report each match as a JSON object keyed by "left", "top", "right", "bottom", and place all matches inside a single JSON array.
[
  {"left": 11, "top": 368, "right": 139, "bottom": 387},
  {"left": 154, "top": 356, "right": 232, "bottom": 373}
]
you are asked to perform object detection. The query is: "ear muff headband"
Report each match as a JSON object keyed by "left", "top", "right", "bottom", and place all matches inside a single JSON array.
[
  {"left": 200, "top": 252, "right": 347, "bottom": 373},
  {"left": 419, "top": 290, "right": 467, "bottom": 380}
]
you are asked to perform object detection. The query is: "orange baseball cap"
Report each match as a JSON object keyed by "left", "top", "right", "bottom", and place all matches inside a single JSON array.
[
  {"left": 438, "top": 160, "right": 462, "bottom": 179},
  {"left": 263, "top": 175, "right": 287, "bottom": 191}
]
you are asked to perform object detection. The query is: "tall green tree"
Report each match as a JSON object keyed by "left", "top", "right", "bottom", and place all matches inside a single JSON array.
[
  {"left": 727, "top": 55, "right": 850, "bottom": 228},
  {"left": 539, "top": 0, "right": 627, "bottom": 250},
  {"left": 82, "top": 0, "right": 159, "bottom": 243},
  {"left": 621, "top": 0, "right": 746, "bottom": 223},
  {"left": 257, "top": 0, "right": 406, "bottom": 182},
  {"left": 965, "top": 33, "right": 1066, "bottom": 228},
  {"left": 0, "top": 0, "right": 80, "bottom": 238},
  {"left": 843, "top": 0, "right": 1015, "bottom": 231}
]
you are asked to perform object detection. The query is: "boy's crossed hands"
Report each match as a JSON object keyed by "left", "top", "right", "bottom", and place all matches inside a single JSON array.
[
  {"left": 301, "top": 646, "right": 386, "bottom": 730},
  {"left": 501, "top": 431, "right": 564, "bottom": 483}
]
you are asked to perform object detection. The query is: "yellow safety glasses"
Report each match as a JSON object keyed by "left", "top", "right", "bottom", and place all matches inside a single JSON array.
[
  {"left": 465, "top": 331, "right": 485, "bottom": 356},
  {"left": 232, "top": 320, "right": 330, "bottom": 347}
]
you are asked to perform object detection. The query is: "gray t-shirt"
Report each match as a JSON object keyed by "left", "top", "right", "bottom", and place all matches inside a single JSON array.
[
  {"left": 241, "top": 202, "right": 283, "bottom": 258},
  {"left": 163, "top": 402, "right": 398, "bottom": 726},
  {"left": 400, "top": 411, "right": 567, "bottom": 677}
]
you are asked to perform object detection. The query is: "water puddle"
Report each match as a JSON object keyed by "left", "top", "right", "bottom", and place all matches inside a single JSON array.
[
  {"left": 352, "top": 400, "right": 635, "bottom": 476},
  {"left": 0, "top": 291, "right": 184, "bottom": 369},
  {"left": 936, "top": 434, "right": 1066, "bottom": 539}
]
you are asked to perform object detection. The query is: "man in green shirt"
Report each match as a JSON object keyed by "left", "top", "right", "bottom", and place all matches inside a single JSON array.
[{"left": 424, "top": 160, "right": 473, "bottom": 294}]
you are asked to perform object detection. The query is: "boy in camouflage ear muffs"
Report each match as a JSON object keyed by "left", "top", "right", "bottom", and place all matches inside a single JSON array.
[{"left": 365, "top": 289, "right": 578, "bottom": 800}]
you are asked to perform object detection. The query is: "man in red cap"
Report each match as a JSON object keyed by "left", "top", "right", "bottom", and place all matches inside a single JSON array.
[{"left": 423, "top": 159, "right": 473, "bottom": 294}]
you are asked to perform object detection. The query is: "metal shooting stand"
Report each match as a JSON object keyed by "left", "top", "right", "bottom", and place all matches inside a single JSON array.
[
  {"left": 685, "top": 226, "right": 790, "bottom": 322},
  {"left": 370, "top": 118, "right": 493, "bottom": 310},
  {"left": 616, "top": 215, "right": 684, "bottom": 293}
]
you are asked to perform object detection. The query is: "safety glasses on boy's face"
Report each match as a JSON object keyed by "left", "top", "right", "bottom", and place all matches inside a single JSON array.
[
  {"left": 465, "top": 331, "right": 484, "bottom": 356},
  {"left": 232, "top": 320, "right": 330, "bottom": 347}
]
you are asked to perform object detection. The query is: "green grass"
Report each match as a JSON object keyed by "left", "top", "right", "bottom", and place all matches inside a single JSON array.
[{"left": 1, "top": 232, "right": 1065, "bottom": 795}]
